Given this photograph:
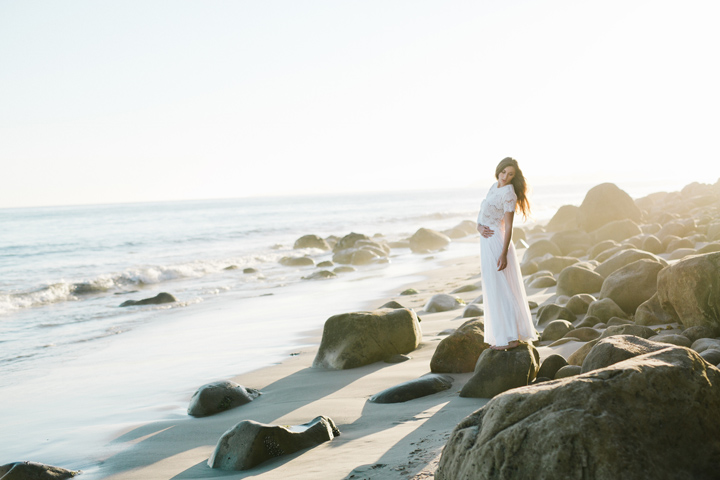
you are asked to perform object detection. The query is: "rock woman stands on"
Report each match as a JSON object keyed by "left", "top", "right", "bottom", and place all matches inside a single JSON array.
[{"left": 476, "top": 157, "right": 537, "bottom": 350}]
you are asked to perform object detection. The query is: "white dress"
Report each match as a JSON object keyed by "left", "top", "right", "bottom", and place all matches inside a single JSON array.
[{"left": 477, "top": 182, "right": 538, "bottom": 346}]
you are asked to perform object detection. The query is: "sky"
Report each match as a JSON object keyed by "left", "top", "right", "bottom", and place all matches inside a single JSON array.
[{"left": 1, "top": 0, "right": 719, "bottom": 208}]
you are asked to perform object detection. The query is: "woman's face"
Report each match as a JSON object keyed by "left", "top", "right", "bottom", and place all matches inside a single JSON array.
[{"left": 498, "top": 166, "right": 516, "bottom": 186}]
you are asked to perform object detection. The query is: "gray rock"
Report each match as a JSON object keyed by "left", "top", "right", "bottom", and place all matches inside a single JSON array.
[
  {"left": 408, "top": 228, "right": 451, "bottom": 253},
  {"left": 607, "top": 316, "right": 634, "bottom": 326},
  {"left": 562, "top": 327, "right": 601, "bottom": 342},
  {"left": 462, "top": 304, "right": 484, "bottom": 318},
  {"left": 599, "top": 259, "right": 665, "bottom": 314},
  {"left": 302, "top": 270, "right": 337, "bottom": 280},
  {"left": 550, "top": 230, "right": 592, "bottom": 256},
  {"left": 537, "top": 304, "right": 576, "bottom": 325},
  {"left": 690, "top": 338, "right": 720, "bottom": 354},
  {"left": 0, "top": 462, "right": 78, "bottom": 480},
  {"left": 567, "top": 339, "right": 600, "bottom": 366},
  {"left": 208, "top": 416, "right": 340, "bottom": 470},
  {"left": 681, "top": 325, "right": 720, "bottom": 343},
  {"left": 565, "top": 294, "right": 596, "bottom": 314},
  {"left": 647, "top": 334, "right": 692, "bottom": 348},
  {"left": 554, "top": 364, "right": 582, "bottom": 379},
  {"left": 333, "top": 265, "right": 356, "bottom": 273},
  {"left": 279, "top": 256, "right": 315, "bottom": 267},
  {"left": 293, "top": 234, "right": 330, "bottom": 250},
  {"left": 700, "top": 349, "right": 720, "bottom": 365},
  {"left": 424, "top": 294, "right": 464, "bottom": 313},
  {"left": 243, "top": 267, "right": 258, "bottom": 274},
  {"left": 400, "top": 288, "right": 418, "bottom": 296},
  {"left": 576, "top": 183, "right": 643, "bottom": 233},
  {"left": 589, "top": 239, "right": 620, "bottom": 259},
  {"left": 370, "top": 374, "right": 454, "bottom": 403},
  {"left": 333, "top": 232, "right": 370, "bottom": 252},
  {"left": 529, "top": 275, "right": 557, "bottom": 288},
  {"left": 669, "top": 248, "right": 696, "bottom": 260},
  {"left": 657, "top": 252, "right": 720, "bottom": 329},
  {"left": 460, "top": 342, "right": 540, "bottom": 398},
  {"left": 642, "top": 235, "right": 663, "bottom": 254},
  {"left": 430, "top": 318, "right": 486, "bottom": 373},
  {"left": 635, "top": 293, "right": 676, "bottom": 326},
  {"left": 317, "top": 260, "right": 334, "bottom": 268},
  {"left": 586, "top": 297, "right": 628, "bottom": 323},
  {"left": 536, "top": 354, "right": 568, "bottom": 379},
  {"left": 538, "top": 255, "right": 579, "bottom": 274},
  {"left": 436, "top": 346, "right": 720, "bottom": 480},
  {"left": 313, "top": 308, "right": 421, "bottom": 369},
  {"left": 575, "top": 315, "right": 601, "bottom": 328},
  {"left": 384, "top": 354, "right": 411, "bottom": 364},
  {"left": 379, "top": 300, "right": 404, "bottom": 309},
  {"left": 595, "top": 249, "right": 667, "bottom": 278},
  {"left": 598, "top": 324, "right": 656, "bottom": 340},
  {"left": 591, "top": 218, "right": 642, "bottom": 243},
  {"left": 556, "top": 265, "right": 604, "bottom": 297},
  {"left": 541, "top": 320, "right": 574, "bottom": 342},
  {"left": 581, "top": 335, "right": 668, "bottom": 373},
  {"left": 450, "top": 284, "right": 479, "bottom": 294},
  {"left": 522, "top": 239, "right": 562, "bottom": 263},
  {"left": 188, "top": 381, "right": 260, "bottom": 417},
  {"left": 545, "top": 205, "right": 580, "bottom": 232},
  {"left": 120, "top": 292, "right": 177, "bottom": 307}
]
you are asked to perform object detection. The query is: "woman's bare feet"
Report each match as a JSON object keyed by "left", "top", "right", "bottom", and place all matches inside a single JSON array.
[{"left": 490, "top": 340, "right": 519, "bottom": 351}]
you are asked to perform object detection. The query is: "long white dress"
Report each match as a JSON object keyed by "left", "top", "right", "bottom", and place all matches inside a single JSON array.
[{"left": 477, "top": 182, "right": 538, "bottom": 346}]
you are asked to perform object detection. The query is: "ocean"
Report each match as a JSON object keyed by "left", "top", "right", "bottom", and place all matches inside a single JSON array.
[{"left": 0, "top": 180, "right": 683, "bottom": 474}]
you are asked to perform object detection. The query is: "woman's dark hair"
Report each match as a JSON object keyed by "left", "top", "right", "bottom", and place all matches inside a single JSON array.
[{"left": 495, "top": 157, "right": 530, "bottom": 219}]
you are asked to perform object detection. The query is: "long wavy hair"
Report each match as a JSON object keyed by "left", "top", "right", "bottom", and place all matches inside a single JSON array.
[{"left": 495, "top": 157, "right": 530, "bottom": 219}]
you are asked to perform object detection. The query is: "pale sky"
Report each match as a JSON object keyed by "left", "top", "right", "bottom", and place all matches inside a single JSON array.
[{"left": 1, "top": 0, "right": 719, "bottom": 208}]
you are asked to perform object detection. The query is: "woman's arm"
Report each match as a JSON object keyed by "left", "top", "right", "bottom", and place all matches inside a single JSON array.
[{"left": 497, "top": 211, "right": 515, "bottom": 271}]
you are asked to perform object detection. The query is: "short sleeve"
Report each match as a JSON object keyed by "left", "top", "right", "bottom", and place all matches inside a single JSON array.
[{"left": 503, "top": 187, "right": 517, "bottom": 213}]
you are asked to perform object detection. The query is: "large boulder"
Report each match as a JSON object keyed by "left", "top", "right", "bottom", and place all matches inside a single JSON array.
[
  {"left": 279, "top": 256, "right": 315, "bottom": 267},
  {"left": 591, "top": 219, "right": 642, "bottom": 243},
  {"left": 597, "top": 324, "right": 657, "bottom": 341},
  {"left": 635, "top": 293, "right": 676, "bottom": 326},
  {"left": 540, "top": 320, "right": 574, "bottom": 342},
  {"left": 599, "top": 259, "right": 665, "bottom": 314},
  {"left": 208, "top": 416, "right": 340, "bottom": 470},
  {"left": 586, "top": 298, "right": 628, "bottom": 323},
  {"left": 424, "top": 294, "right": 464, "bottom": 313},
  {"left": 536, "top": 304, "right": 576, "bottom": 325},
  {"left": 369, "top": 374, "right": 453, "bottom": 403},
  {"left": 408, "top": 228, "right": 451, "bottom": 253},
  {"left": 333, "top": 232, "right": 370, "bottom": 252},
  {"left": 545, "top": 205, "right": 580, "bottom": 232},
  {"left": 459, "top": 343, "right": 540, "bottom": 398},
  {"left": 565, "top": 293, "right": 596, "bottom": 314},
  {"left": 657, "top": 252, "right": 720, "bottom": 329},
  {"left": 536, "top": 255, "right": 579, "bottom": 274},
  {"left": 576, "top": 183, "right": 643, "bottom": 233},
  {"left": 581, "top": 335, "right": 669, "bottom": 373},
  {"left": 119, "top": 292, "right": 177, "bottom": 307},
  {"left": 556, "top": 265, "right": 604, "bottom": 296},
  {"left": 188, "top": 381, "right": 260, "bottom": 417},
  {"left": 536, "top": 354, "right": 568, "bottom": 380},
  {"left": 313, "top": 308, "right": 421, "bottom": 369},
  {"left": 436, "top": 346, "right": 720, "bottom": 480},
  {"left": 522, "top": 239, "right": 562, "bottom": 263},
  {"left": 595, "top": 249, "right": 667, "bottom": 278},
  {"left": 430, "top": 318, "right": 487, "bottom": 373},
  {"left": 550, "top": 230, "right": 592, "bottom": 255},
  {"left": 293, "top": 234, "right": 330, "bottom": 250},
  {"left": 0, "top": 462, "right": 78, "bottom": 479}
]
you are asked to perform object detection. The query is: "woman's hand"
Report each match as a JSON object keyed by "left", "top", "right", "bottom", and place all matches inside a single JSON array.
[
  {"left": 497, "top": 252, "right": 508, "bottom": 271},
  {"left": 477, "top": 224, "right": 495, "bottom": 238}
]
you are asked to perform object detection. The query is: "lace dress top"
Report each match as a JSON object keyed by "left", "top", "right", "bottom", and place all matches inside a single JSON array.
[{"left": 477, "top": 182, "right": 517, "bottom": 227}]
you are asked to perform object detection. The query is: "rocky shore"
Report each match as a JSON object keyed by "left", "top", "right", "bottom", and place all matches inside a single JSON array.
[{"left": 6, "top": 179, "right": 720, "bottom": 480}]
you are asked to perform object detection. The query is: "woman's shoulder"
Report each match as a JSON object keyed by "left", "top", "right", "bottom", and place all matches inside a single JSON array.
[{"left": 504, "top": 185, "right": 517, "bottom": 200}]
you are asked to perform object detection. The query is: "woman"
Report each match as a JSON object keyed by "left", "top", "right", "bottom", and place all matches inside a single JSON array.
[{"left": 476, "top": 157, "right": 537, "bottom": 350}]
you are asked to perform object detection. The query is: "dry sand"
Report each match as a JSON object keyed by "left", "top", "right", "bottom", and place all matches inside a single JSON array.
[{"left": 98, "top": 244, "right": 574, "bottom": 480}]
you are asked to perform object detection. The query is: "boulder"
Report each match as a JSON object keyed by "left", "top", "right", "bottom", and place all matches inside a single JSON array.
[
  {"left": 577, "top": 183, "right": 643, "bottom": 233},
  {"left": 522, "top": 239, "right": 562, "bottom": 263},
  {"left": 317, "top": 260, "right": 334, "bottom": 268},
  {"left": 591, "top": 219, "right": 642, "bottom": 243},
  {"left": 0, "top": 462, "right": 78, "bottom": 479},
  {"left": 565, "top": 294, "right": 595, "bottom": 314},
  {"left": 350, "top": 249, "right": 381, "bottom": 265},
  {"left": 635, "top": 293, "right": 676, "bottom": 326},
  {"left": 424, "top": 294, "right": 464, "bottom": 313},
  {"left": 594, "top": 244, "right": 633, "bottom": 263},
  {"left": 370, "top": 374, "right": 453, "bottom": 403},
  {"left": 589, "top": 239, "right": 619, "bottom": 259},
  {"left": 430, "top": 318, "right": 487, "bottom": 373},
  {"left": 450, "top": 284, "right": 479, "bottom": 294},
  {"left": 550, "top": 230, "right": 592, "bottom": 256},
  {"left": 575, "top": 315, "right": 601, "bottom": 328},
  {"left": 536, "top": 304, "right": 576, "bottom": 325},
  {"left": 279, "top": 256, "right": 315, "bottom": 267},
  {"left": 595, "top": 249, "right": 666, "bottom": 278},
  {"left": 567, "top": 339, "right": 599, "bottom": 366},
  {"left": 669, "top": 248, "right": 696, "bottom": 260},
  {"left": 648, "top": 334, "right": 692, "bottom": 348},
  {"left": 641, "top": 235, "right": 663, "bottom": 254},
  {"left": 436, "top": 346, "right": 720, "bottom": 480},
  {"left": 554, "top": 364, "right": 582, "bottom": 379},
  {"left": 243, "top": 267, "right": 258, "bottom": 274},
  {"left": 333, "top": 265, "right": 356, "bottom": 273},
  {"left": 120, "top": 292, "right": 177, "bottom": 307},
  {"left": 690, "top": 338, "right": 720, "bottom": 354},
  {"left": 462, "top": 304, "right": 484, "bottom": 318},
  {"left": 302, "top": 270, "right": 337, "bottom": 280},
  {"left": 379, "top": 300, "right": 405, "bottom": 309},
  {"left": 586, "top": 298, "right": 628, "bottom": 323},
  {"left": 313, "top": 308, "right": 421, "bottom": 369},
  {"left": 581, "top": 335, "right": 670, "bottom": 373},
  {"left": 188, "top": 381, "right": 260, "bottom": 417},
  {"left": 597, "top": 324, "right": 656, "bottom": 340},
  {"left": 540, "top": 320, "right": 574, "bottom": 342},
  {"left": 700, "top": 349, "right": 720, "bottom": 365},
  {"left": 599, "top": 259, "right": 665, "bottom": 313},
  {"left": 528, "top": 275, "right": 557, "bottom": 288},
  {"left": 537, "top": 255, "right": 579, "bottom": 274},
  {"left": 408, "top": 228, "right": 451, "bottom": 253},
  {"left": 293, "top": 234, "right": 330, "bottom": 250},
  {"left": 333, "top": 232, "right": 370, "bottom": 252},
  {"left": 556, "top": 265, "right": 604, "bottom": 297},
  {"left": 697, "top": 242, "right": 720, "bottom": 254},
  {"left": 545, "top": 205, "right": 580, "bottom": 232},
  {"left": 400, "top": 288, "right": 418, "bottom": 296},
  {"left": 520, "top": 260, "right": 539, "bottom": 275},
  {"left": 657, "top": 252, "right": 720, "bottom": 329},
  {"left": 562, "top": 327, "right": 601, "bottom": 342},
  {"left": 460, "top": 342, "right": 540, "bottom": 398},
  {"left": 208, "top": 416, "right": 340, "bottom": 470},
  {"left": 536, "top": 354, "right": 568, "bottom": 380},
  {"left": 666, "top": 237, "right": 695, "bottom": 253},
  {"left": 681, "top": 325, "right": 720, "bottom": 343}
]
